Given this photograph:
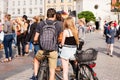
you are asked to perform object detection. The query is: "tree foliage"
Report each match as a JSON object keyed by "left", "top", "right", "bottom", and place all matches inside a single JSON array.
[{"left": 78, "top": 11, "right": 96, "bottom": 23}]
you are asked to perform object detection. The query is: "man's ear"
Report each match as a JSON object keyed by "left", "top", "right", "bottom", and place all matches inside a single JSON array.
[{"left": 54, "top": 14, "right": 56, "bottom": 20}]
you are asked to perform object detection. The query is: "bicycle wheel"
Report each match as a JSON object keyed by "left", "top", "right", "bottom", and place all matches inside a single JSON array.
[
  {"left": 37, "top": 69, "right": 44, "bottom": 80},
  {"left": 38, "top": 67, "right": 49, "bottom": 80},
  {"left": 77, "top": 64, "right": 96, "bottom": 80},
  {"left": 55, "top": 70, "right": 63, "bottom": 80}
]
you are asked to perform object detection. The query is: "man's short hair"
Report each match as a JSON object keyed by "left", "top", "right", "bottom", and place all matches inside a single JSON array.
[
  {"left": 47, "top": 8, "right": 56, "bottom": 18},
  {"left": 22, "top": 15, "right": 28, "bottom": 20}
]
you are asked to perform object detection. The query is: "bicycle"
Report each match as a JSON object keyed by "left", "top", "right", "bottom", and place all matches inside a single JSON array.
[
  {"left": 55, "top": 48, "right": 98, "bottom": 80},
  {"left": 37, "top": 51, "right": 49, "bottom": 80},
  {"left": 75, "top": 48, "right": 98, "bottom": 80},
  {"left": 37, "top": 48, "right": 98, "bottom": 80},
  {"left": 37, "top": 50, "right": 65, "bottom": 80}
]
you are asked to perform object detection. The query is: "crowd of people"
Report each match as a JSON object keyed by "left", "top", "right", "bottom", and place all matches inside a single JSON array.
[
  {"left": 1, "top": 8, "right": 119, "bottom": 80},
  {"left": 0, "top": 14, "right": 42, "bottom": 62},
  {"left": 0, "top": 8, "right": 104, "bottom": 80},
  {"left": 0, "top": 7, "right": 120, "bottom": 80}
]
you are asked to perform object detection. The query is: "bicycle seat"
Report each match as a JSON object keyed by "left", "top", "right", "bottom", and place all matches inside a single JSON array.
[{"left": 43, "top": 50, "right": 51, "bottom": 55}]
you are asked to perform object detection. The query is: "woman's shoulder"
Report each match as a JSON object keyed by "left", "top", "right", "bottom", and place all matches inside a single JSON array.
[
  {"left": 64, "top": 29, "right": 71, "bottom": 32},
  {"left": 63, "top": 29, "right": 73, "bottom": 36}
]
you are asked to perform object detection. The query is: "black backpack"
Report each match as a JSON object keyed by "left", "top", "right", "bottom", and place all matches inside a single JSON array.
[{"left": 40, "top": 21, "right": 57, "bottom": 51}]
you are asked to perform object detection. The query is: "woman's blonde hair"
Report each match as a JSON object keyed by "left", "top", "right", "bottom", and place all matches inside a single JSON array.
[{"left": 63, "top": 16, "right": 79, "bottom": 45}]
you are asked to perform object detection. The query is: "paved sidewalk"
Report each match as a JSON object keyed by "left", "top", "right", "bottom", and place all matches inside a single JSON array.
[
  {"left": 5, "top": 64, "right": 74, "bottom": 80},
  {"left": 1, "top": 31, "right": 120, "bottom": 80},
  {"left": 5, "top": 68, "right": 33, "bottom": 80}
]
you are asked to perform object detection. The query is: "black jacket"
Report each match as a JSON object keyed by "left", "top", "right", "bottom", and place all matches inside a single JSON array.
[{"left": 26, "top": 22, "right": 38, "bottom": 42}]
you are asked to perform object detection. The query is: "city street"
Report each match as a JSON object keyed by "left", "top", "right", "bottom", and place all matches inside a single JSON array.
[{"left": 0, "top": 30, "right": 120, "bottom": 80}]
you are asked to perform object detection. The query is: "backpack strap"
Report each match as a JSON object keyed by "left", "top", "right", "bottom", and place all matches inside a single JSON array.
[
  {"left": 44, "top": 20, "right": 48, "bottom": 25},
  {"left": 53, "top": 22, "right": 56, "bottom": 25},
  {"left": 67, "top": 29, "right": 72, "bottom": 37}
]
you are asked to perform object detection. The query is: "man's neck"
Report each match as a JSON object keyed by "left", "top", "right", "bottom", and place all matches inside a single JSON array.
[{"left": 47, "top": 18, "right": 55, "bottom": 21}]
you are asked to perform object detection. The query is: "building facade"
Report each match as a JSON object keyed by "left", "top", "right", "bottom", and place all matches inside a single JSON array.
[
  {"left": 0, "top": 0, "right": 4, "bottom": 19},
  {"left": 0, "top": 0, "right": 8, "bottom": 22},
  {"left": 76, "top": 0, "right": 118, "bottom": 30},
  {"left": 45, "top": 0, "right": 76, "bottom": 15},
  {"left": 1, "top": 0, "right": 76, "bottom": 19},
  {"left": 1, "top": 0, "right": 119, "bottom": 30},
  {"left": 7, "top": 0, "right": 45, "bottom": 19}
]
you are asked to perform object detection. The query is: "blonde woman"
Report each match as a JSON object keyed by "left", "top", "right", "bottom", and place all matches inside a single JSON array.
[
  {"left": 60, "top": 16, "right": 79, "bottom": 80},
  {"left": 16, "top": 17, "right": 23, "bottom": 56},
  {"left": 2, "top": 14, "right": 14, "bottom": 62}
]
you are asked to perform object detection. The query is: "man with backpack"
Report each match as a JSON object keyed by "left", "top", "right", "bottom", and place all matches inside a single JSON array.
[{"left": 33, "top": 8, "right": 62, "bottom": 80}]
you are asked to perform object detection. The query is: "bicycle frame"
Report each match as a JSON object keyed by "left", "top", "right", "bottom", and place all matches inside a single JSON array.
[
  {"left": 55, "top": 56, "right": 98, "bottom": 80},
  {"left": 37, "top": 53, "right": 49, "bottom": 80},
  {"left": 77, "top": 61, "right": 98, "bottom": 80}
]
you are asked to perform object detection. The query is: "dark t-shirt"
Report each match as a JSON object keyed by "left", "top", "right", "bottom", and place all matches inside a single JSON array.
[{"left": 36, "top": 19, "right": 62, "bottom": 50}]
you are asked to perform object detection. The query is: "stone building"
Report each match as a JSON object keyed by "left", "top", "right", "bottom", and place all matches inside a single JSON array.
[
  {"left": 7, "top": 0, "right": 45, "bottom": 19},
  {"left": 76, "top": 0, "right": 118, "bottom": 30}
]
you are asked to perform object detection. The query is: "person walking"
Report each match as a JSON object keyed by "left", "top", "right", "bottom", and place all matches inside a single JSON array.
[
  {"left": 106, "top": 21, "right": 115, "bottom": 57},
  {"left": 60, "top": 16, "right": 79, "bottom": 80},
  {"left": 2, "top": 14, "right": 14, "bottom": 62},
  {"left": 16, "top": 17, "right": 25, "bottom": 57},
  {"left": 26, "top": 16, "right": 40, "bottom": 55},
  {"left": 77, "top": 18, "right": 86, "bottom": 50},
  {"left": 33, "top": 8, "right": 62, "bottom": 80}
]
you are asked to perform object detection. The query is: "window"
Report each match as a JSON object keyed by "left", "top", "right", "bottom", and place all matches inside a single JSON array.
[
  {"left": 18, "top": 9, "right": 20, "bottom": 14},
  {"left": 61, "top": 6, "right": 64, "bottom": 11},
  {"left": 35, "top": 0, "right": 37, "bottom": 5},
  {"left": 24, "top": 0, "right": 26, "bottom": 5},
  {"left": 61, "top": 0, "right": 64, "bottom": 3},
  {"left": 40, "top": 8, "right": 42, "bottom": 13},
  {"left": 13, "top": 1, "right": 15, "bottom": 6},
  {"left": 30, "top": 0, "right": 32, "bottom": 5},
  {"left": 12, "top": 9, "right": 15, "bottom": 14},
  {"left": 40, "top": 0, "right": 42, "bottom": 5},
  {"left": 34, "top": 8, "right": 37, "bottom": 14},
  {"left": 68, "top": 0, "right": 71, "bottom": 2},
  {"left": 54, "top": 0, "right": 56, "bottom": 3},
  {"left": 29, "top": 8, "right": 32, "bottom": 14},
  {"left": 18, "top": 1, "right": 20, "bottom": 6},
  {"left": 7, "top": 2, "right": 8, "bottom": 6},
  {"left": 23, "top": 8, "right": 26, "bottom": 14},
  {"left": 48, "top": 0, "right": 50, "bottom": 3}
]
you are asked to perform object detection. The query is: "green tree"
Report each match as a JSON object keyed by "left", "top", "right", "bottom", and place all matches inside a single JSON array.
[{"left": 78, "top": 11, "right": 96, "bottom": 23}]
